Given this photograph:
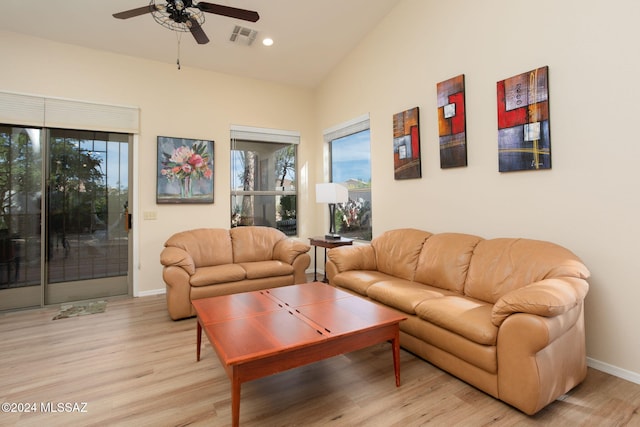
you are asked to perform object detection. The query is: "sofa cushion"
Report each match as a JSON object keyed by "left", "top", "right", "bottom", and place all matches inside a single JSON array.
[
  {"left": 332, "top": 270, "right": 389, "bottom": 295},
  {"left": 190, "top": 264, "right": 246, "bottom": 286},
  {"left": 415, "top": 296, "right": 498, "bottom": 346},
  {"left": 401, "top": 316, "right": 497, "bottom": 374},
  {"left": 372, "top": 229, "right": 432, "bottom": 281},
  {"left": 367, "top": 280, "right": 456, "bottom": 315},
  {"left": 465, "top": 238, "right": 591, "bottom": 304},
  {"left": 230, "top": 226, "right": 285, "bottom": 263},
  {"left": 239, "top": 260, "right": 293, "bottom": 280},
  {"left": 165, "top": 228, "right": 233, "bottom": 268},
  {"left": 414, "top": 233, "right": 482, "bottom": 293}
]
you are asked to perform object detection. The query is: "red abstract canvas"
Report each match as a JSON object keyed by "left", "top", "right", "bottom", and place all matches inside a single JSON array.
[
  {"left": 437, "top": 75, "right": 467, "bottom": 168},
  {"left": 393, "top": 107, "right": 421, "bottom": 179},
  {"left": 496, "top": 66, "right": 551, "bottom": 172}
]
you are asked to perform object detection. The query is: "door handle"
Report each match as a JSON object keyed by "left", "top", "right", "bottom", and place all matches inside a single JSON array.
[{"left": 124, "top": 208, "right": 132, "bottom": 232}]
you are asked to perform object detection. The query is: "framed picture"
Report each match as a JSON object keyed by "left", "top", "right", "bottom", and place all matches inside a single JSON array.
[
  {"left": 393, "top": 107, "right": 421, "bottom": 179},
  {"left": 157, "top": 136, "right": 214, "bottom": 204},
  {"left": 437, "top": 74, "right": 467, "bottom": 168},
  {"left": 497, "top": 66, "right": 551, "bottom": 172}
]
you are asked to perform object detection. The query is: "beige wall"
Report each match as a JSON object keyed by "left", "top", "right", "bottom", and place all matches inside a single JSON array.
[
  {"left": 0, "top": 30, "right": 319, "bottom": 305},
  {"left": 316, "top": 0, "right": 640, "bottom": 380},
  {"left": 1, "top": 0, "right": 639, "bottom": 385}
]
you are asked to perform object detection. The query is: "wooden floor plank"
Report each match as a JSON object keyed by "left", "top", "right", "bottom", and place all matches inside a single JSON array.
[{"left": 1, "top": 294, "right": 639, "bottom": 426}]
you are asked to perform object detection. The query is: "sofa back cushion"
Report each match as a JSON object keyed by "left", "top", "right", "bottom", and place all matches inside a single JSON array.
[
  {"left": 414, "top": 233, "right": 483, "bottom": 293},
  {"left": 372, "top": 228, "right": 432, "bottom": 281},
  {"left": 230, "top": 226, "right": 286, "bottom": 263},
  {"left": 165, "top": 228, "right": 232, "bottom": 268},
  {"left": 465, "top": 238, "right": 590, "bottom": 303}
]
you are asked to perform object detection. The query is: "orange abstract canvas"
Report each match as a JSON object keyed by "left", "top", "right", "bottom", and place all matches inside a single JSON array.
[
  {"left": 392, "top": 107, "right": 421, "bottom": 179},
  {"left": 497, "top": 66, "right": 551, "bottom": 172},
  {"left": 437, "top": 74, "right": 467, "bottom": 168}
]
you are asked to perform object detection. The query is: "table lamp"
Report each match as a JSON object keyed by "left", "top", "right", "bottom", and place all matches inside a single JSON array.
[{"left": 315, "top": 183, "right": 348, "bottom": 239}]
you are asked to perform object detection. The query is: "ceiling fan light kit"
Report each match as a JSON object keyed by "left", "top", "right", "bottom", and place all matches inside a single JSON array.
[{"left": 151, "top": 1, "right": 206, "bottom": 37}]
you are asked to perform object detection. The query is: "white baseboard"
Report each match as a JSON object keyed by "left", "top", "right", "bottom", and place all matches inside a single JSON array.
[
  {"left": 587, "top": 357, "right": 640, "bottom": 385},
  {"left": 135, "top": 288, "right": 166, "bottom": 297}
]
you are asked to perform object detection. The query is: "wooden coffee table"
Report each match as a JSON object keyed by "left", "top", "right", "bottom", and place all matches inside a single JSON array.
[{"left": 192, "top": 282, "right": 407, "bottom": 427}]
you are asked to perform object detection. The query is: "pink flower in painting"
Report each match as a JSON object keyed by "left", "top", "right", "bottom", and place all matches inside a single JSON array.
[
  {"left": 170, "top": 146, "right": 193, "bottom": 164},
  {"left": 188, "top": 154, "right": 204, "bottom": 168}
]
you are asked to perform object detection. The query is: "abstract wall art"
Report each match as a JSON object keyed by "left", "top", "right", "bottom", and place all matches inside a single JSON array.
[
  {"left": 497, "top": 66, "right": 551, "bottom": 172},
  {"left": 437, "top": 74, "right": 467, "bottom": 168},
  {"left": 392, "top": 106, "right": 421, "bottom": 179}
]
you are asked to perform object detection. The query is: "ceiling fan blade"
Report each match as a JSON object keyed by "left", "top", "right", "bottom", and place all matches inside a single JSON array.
[
  {"left": 196, "top": 2, "right": 260, "bottom": 22},
  {"left": 113, "top": 5, "right": 156, "bottom": 19},
  {"left": 188, "top": 18, "right": 210, "bottom": 44}
]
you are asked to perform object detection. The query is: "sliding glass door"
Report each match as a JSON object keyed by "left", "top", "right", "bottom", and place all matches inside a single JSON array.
[
  {"left": 45, "top": 129, "right": 130, "bottom": 304},
  {"left": 0, "top": 126, "right": 131, "bottom": 310},
  {"left": 0, "top": 126, "right": 42, "bottom": 310}
]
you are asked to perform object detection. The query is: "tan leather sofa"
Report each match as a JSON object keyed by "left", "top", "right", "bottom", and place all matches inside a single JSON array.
[
  {"left": 325, "top": 228, "right": 590, "bottom": 415},
  {"left": 161, "top": 226, "right": 311, "bottom": 320}
]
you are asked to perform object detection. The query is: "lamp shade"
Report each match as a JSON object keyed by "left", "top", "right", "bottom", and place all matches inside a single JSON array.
[{"left": 315, "top": 183, "right": 348, "bottom": 204}]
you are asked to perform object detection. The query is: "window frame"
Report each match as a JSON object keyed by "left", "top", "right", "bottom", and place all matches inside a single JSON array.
[
  {"left": 323, "top": 114, "right": 372, "bottom": 242},
  {"left": 230, "top": 125, "right": 300, "bottom": 236}
]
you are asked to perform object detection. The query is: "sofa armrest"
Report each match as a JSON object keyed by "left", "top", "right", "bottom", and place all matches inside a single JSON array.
[
  {"left": 497, "top": 303, "right": 587, "bottom": 414},
  {"left": 491, "top": 277, "right": 589, "bottom": 326},
  {"left": 327, "top": 245, "right": 377, "bottom": 273},
  {"left": 273, "top": 239, "right": 311, "bottom": 264},
  {"left": 160, "top": 246, "right": 196, "bottom": 275},
  {"left": 163, "top": 266, "right": 194, "bottom": 320}
]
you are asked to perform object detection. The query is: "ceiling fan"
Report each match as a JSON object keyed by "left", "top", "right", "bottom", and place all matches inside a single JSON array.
[{"left": 113, "top": 1, "right": 260, "bottom": 45}]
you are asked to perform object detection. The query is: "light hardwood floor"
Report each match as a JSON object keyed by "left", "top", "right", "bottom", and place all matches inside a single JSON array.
[{"left": 1, "top": 294, "right": 639, "bottom": 427}]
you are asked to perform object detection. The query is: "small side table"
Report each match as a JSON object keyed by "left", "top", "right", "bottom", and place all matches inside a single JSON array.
[{"left": 309, "top": 236, "right": 353, "bottom": 282}]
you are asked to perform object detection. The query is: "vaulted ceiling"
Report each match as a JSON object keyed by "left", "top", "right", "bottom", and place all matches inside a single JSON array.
[{"left": 0, "top": 0, "right": 400, "bottom": 88}]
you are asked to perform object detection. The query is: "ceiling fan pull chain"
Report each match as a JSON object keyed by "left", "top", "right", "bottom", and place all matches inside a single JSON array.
[{"left": 176, "top": 32, "right": 182, "bottom": 70}]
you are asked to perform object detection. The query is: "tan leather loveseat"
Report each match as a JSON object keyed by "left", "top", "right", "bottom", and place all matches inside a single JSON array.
[
  {"left": 325, "top": 228, "right": 590, "bottom": 415},
  {"left": 161, "top": 226, "right": 311, "bottom": 320}
]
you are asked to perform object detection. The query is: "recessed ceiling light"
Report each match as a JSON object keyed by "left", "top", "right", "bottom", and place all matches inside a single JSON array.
[{"left": 262, "top": 38, "right": 274, "bottom": 47}]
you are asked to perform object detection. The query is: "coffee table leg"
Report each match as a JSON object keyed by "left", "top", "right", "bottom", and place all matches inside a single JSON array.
[
  {"left": 392, "top": 328, "right": 401, "bottom": 387},
  {"left": 196, "top": 320, "right": 202, "bottom": 362},
  {"left": 313, "top": 245, "right": 318, "bottom": 281},
  {"left": 232, "top": 370, "right": 241, "bottom": 427}
]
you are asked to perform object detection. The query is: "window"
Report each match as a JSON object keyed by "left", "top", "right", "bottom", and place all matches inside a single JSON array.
[
  {"left": 324, "top": 115, "right": 372, "bottom": 241},
  {"left": 230, "top": 126, "right": 299, "bottom": 236}
]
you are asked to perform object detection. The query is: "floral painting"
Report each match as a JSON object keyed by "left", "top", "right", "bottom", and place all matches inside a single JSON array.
[{"left": 157, "top": 136, "right": 214, "bottom": 203}]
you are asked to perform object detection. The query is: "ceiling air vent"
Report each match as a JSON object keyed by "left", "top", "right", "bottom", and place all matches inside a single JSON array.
[{"left": 230, "top": 25, "right": 258, "bottom": 46}]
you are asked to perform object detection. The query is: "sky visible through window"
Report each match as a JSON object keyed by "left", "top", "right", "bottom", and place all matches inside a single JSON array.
[{"left": 331, "top": 129, "right": 371, "bottom": 184}]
